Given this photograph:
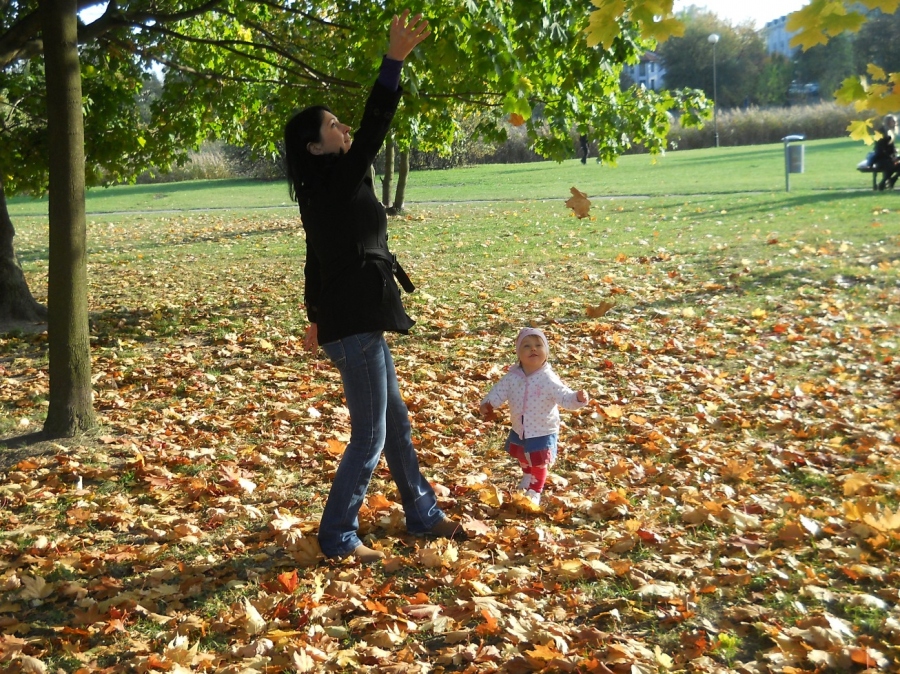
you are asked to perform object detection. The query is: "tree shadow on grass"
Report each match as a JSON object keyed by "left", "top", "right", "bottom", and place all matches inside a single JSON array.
[{"left": 0, "top": 431, "right": 79, "bottom": 471}]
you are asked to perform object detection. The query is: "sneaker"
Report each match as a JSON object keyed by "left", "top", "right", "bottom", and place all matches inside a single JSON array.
[
  {"left": 524, "top": 489, "right": 542, "bottom": 505},
  {"left": 424, "top": 517, "right": 469, "bottom": 541}
]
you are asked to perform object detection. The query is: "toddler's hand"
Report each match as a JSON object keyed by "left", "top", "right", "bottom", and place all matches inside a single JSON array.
[
  {"left": 576, "top": 390, "right": 589, "bottom": 403},
  {"left": 479, "top": 402, "right": 495, "bottom": 420}
]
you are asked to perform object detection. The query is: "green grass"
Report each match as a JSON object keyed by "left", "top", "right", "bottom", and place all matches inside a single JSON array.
[{"left": 5, "top": 137, "right": 878, "bottom": 219}]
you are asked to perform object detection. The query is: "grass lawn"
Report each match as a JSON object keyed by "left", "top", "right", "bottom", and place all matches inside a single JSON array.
[
  {"left": 5, "top": 137, "right": 879, "bottom": 217},
  {"left": 1, "top": 139, "right": 898, "bottom": 673}
]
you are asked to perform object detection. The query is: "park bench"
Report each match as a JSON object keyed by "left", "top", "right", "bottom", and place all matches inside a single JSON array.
[{"left": 857, "top": 159, "right": 882, "bottom": 190}]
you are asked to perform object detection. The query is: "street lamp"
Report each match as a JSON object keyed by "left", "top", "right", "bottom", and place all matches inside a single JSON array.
[{"left": 708, "top": 33, "right": 720, "bottom": 147}]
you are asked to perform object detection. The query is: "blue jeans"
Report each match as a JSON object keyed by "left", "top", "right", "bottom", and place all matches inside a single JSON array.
[{"left": 318, "top": 331, "right": 444, "bottom": 557}]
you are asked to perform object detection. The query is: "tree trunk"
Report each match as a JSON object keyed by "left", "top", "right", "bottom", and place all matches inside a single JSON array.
[
  {"left": 388, "top": 150, "right": 409, "bottom": 215},
  {"left": 40, "top": 0, "right": 96, "bottom": 437},
  {"left": 382, "top": 140, "right": 394, "bottom": 207},
  {"left": 0, "top": 180, "right": 48, "bottom": 324}
]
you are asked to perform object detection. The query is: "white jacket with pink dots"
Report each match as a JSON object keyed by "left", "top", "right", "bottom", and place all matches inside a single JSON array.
[{"left": 481, "top": 363, "right": 586, "bottom": 440}]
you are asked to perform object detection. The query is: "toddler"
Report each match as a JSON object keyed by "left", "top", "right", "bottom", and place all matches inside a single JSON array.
[{"left": 479, "top": 327, "right": 588, "bottom": 505}]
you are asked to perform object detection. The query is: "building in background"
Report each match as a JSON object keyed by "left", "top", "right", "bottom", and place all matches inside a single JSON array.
[
  {"left": 624, "top": 51, "right": 666, "bottom": 90},
  {"left": 763, "top": 15, "right": 799, "bottom": 57}
]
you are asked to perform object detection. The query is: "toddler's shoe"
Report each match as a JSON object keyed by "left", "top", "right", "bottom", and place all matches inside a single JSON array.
[{"left": 524, "top": 489, "right": 541, "bottom": 506}]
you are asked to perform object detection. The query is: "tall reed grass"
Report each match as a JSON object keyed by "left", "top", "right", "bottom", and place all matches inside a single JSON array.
[
  {"left": 665, "top": 102, "right": 869, "bottom": 151},
  {"left": 137, "top": 144, "right": 234, "bottom": 184}
]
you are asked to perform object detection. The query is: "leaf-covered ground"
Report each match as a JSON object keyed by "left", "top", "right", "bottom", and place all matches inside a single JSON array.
[{"left": 1, "top": 197, "right": 898, "bottom": 673}]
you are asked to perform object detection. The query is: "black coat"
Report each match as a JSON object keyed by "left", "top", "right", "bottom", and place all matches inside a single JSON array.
[{"left": 298, "top": 81, "right": 414, "bottom": 345}]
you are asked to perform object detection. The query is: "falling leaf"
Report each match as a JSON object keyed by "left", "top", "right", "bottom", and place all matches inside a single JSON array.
[
  {"left": 509, "top": 113, "right": 525, "bottom": 126},
  {"left": 565, "top": 186, "right": 591, "bottom": 218}
]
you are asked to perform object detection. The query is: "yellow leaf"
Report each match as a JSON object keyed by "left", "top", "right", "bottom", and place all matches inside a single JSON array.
[
  {"left": 478, "top": 484, "right": 503, "bottom": 507},
  {"left": 585, "top": 0, "right": 626, "bottom": 49},
  {"left": 868, "top": 63, "right": 887, "bottom": 80},
  {"left": 603, "top": 404, "right": 624, "bottom": 419},
  {"left": 526, "top": 642, "right": 562, "bottom": 664},
  {"left": 655, "top": 645, "right": 674, "bottom": 669},
  {"left": 511, "top": 491, "right": 542, "bottom": 513},
  {"left": 847, "top": 118, "right": 874, "bottom": 144}
]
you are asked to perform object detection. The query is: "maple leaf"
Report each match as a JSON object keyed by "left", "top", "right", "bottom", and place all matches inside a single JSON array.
[
  {"left": 478, "top": 484, "right": 503, "bottom": 507},
  {"left": 219, "top": 463, "right": 256, "bottom": 494},
  {"left": 290, "top": 535, "right": 323, "bottom": 567},
  {"left": 242, "top": 597, "right": 267, "bottom": 636},
  {"left": 276, "top": 570, "right": 300, "bottom": 594},
  {"left": 462, "top": 515, "right": 492, "bottom": 536},
  {"left": 508, "top": 113, "right": 526, "bottom": 127},
  {"left": 292, "top": 649, "right": 318, "bottom": 673},
  {"left": 19, "top": 575, "right": 54, "bottom": 601},
  {"left": 510, "top": 490, "right": 541, "bottom": 513},
  {"left": 565, "top": 187, "right": 591, "bottom": 219},
  {"left": 164, "top": 634, "right": 199, "bottom": 666}
]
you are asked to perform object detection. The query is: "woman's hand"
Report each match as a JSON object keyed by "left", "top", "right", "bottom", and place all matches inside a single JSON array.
[
  {"left": 304, "top": 323, "right": 319, "bottom": 353},
  {"left": 387, "top": 9, "right": 431, "bottom": 61},
  {"left": 576, "top": 390, "right": 589, "bottom": 404}
]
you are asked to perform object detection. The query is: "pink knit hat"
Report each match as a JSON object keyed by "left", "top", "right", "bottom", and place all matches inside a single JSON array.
[{"left": 515, "top": 327, "right": 549, "bottom": 355}]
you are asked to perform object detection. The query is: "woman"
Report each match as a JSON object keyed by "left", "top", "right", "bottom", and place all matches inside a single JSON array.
[
  {"left": 284, "top": 10, "right": 465, "bottom": 563},
  {"left": 873, "top": 114, "right": 899, "bottom": 190}
]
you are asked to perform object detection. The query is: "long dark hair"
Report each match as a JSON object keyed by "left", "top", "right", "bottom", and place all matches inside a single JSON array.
[{"left": 284, "top": 105, "right": 332, "bottom": 201}]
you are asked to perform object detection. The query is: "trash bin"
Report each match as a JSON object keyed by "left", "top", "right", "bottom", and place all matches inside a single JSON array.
[
  {"left": 782, "top": 134, "right": 805, "bottom": 191},
  {"left": 787, "top": 143, "right": 804, "bottom": 173}
]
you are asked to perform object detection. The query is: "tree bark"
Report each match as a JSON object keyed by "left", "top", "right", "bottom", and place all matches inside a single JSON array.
[
  {"left": 40, "top": 0, "right": 96, "bottom": 437},
  {"left": 381, "top": 140, "right": 394, "bottom": 207},
  {"left": 0, "top": 179, "right": 48, "bottom": 324},
  {"left": 387, "top": 149, "right": 409, "bottom": 215}
]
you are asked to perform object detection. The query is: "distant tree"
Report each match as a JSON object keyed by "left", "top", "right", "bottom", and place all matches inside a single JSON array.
[
  {"left": 658, "top": 8, "right": 767, "bottom": 108},
  {"left": 853, "top": 10, "right": 900, "bottom": 75},
  {"left": 795, "top": 34, "right": 856, "bottom": 97},
  {"left": 755, "top": 53, "right": 793, "bottom": 106}
]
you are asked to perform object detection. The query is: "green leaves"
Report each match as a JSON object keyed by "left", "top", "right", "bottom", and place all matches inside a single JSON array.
[
  {"left": 787, "top": 0, "right": 868, "bottom": 51},
  {"left": 586, "top": 0, "right": 683, "bottom": 50}
]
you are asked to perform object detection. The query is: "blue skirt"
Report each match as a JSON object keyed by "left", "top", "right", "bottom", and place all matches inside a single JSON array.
[{"left": 505, "top": 430, "right": 558, "bottom": 459}]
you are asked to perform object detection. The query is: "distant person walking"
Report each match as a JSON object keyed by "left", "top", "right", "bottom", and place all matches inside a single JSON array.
[
  {"left": 579, "top": 134, "right": 588, "bottom": 164},
  {"left": 283, "top": 9, "right": 466, "bottom": 563}
]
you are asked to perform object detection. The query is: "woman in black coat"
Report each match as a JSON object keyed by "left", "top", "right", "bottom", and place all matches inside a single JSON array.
[{"left": 283, "top": 10, "right": 466, "bottom": 563}]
